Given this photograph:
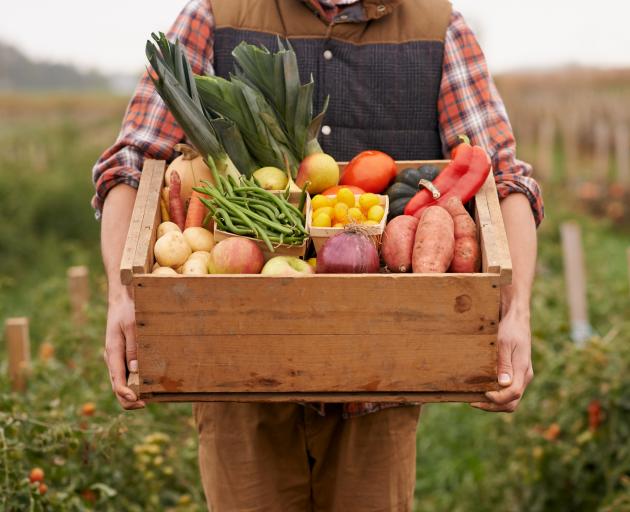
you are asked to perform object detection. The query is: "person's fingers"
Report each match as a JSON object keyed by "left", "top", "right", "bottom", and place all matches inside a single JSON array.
[
  {"left": 496, "top": 335, "right": 514, "bottom": 387},
  {"left": 105, "top": 329, "right": 140, "bottom": 406},
  {"left": 122, "top": 317, "right": 137, "bottom": 369},
  {"left": 486, "top": 340, "right": 530, "bottom": 405},
  {"left": 471, "top": 399, "right": 520, "bottom": 413}
]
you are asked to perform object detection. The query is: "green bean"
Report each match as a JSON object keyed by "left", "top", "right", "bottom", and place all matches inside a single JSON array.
[{"left": 216, "top": 208, "right": 255, "bottom": 235}]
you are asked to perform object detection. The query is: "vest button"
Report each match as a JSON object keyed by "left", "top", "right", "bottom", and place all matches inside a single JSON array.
[
  {"left": 321, "top": 125, "right": 332, "bottom": 136},
  {"left": 323, "top": 50, "right": 333, "bottom": 61}
]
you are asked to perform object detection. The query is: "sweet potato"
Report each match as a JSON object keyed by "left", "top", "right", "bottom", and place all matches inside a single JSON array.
[
  {"left": 412, "top": 206, "right": 454, "bottom": 273},
  {"left": 442, "top": 197, "right": 480, "bottom": 273},
  {"left": 382, "top": 215, "right": 419, "bottom": 273}
]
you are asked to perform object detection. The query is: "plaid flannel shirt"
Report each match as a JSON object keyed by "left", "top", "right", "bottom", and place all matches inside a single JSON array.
[{"left": 92, "top": 0, "right": 544, "bottom": 418}]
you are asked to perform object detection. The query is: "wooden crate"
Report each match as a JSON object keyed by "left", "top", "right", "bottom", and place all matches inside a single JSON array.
[{"left": 121, "top": 159, "right": 512, "bottom": 404}]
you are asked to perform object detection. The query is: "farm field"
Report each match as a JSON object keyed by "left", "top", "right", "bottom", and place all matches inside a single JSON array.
[{"left": 0, "top": 88, "right": 629, "bottom": 511}]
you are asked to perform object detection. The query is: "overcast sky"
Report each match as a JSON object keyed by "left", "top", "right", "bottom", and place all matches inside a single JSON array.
[{"left": 1, "top": 0, "right": 629, "bottom": 76}]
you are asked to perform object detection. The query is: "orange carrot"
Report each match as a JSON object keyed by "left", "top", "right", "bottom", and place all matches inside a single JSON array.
[
  {"left": 185, "top": 190, "right": 209, "bottom": 229},
  {"left": 169, "top": 171, "right": 186, "bottom": 230}
]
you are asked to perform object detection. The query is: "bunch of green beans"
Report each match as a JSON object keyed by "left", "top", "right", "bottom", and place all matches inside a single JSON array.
[{"left": 194, "top": 158, "right": 309, "bottom": 253}]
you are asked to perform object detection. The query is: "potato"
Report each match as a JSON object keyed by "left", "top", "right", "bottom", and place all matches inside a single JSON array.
[
  {"left": 412, "top": 206, "right": 454, "bottom": 273},
  {"left": 188, "top": 251, "right": 212, "bottom": 267},
  {"left": 157, "top": 221, "right": 181, "bottom": 239},
  {"left": 183, "top": 227, "right": 215, "bottom": 252},
  {"left": 381, "top": 215, "right": 419, "bottom": 273},
  {"left": 442, "top": 197, "right": 480, "bottom": 273},
  {"left": 182, "top": 258, "right": 209, "bottom": 275},
  {"left": 152, "top": 266, "right": 178, "bottom": 276},
  {"left": 154, "top": 231, "right": 191, "bottom": 268},
  {"left": 152, "top": 261, "right": 160, "bottom": 272}
]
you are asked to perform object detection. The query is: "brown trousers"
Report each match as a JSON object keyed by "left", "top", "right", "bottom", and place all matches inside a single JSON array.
[{"left": 193, "top": 402, "right": 421, "bottom": 512}]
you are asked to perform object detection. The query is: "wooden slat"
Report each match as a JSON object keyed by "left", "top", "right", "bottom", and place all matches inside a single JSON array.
[
  {"left": 134, "top": 274, "right": 500, "bottom": 336},
  {"left": 120, "top": 162, "right": 159, "bottom": 285},
  {"left": 474, "top": 173, "right": 512, "bottom": 285},
  {"left": 141, "top": 391, "right": 489, "bottom": 404},
  {"left": 482, "top": 174, "right": 513, "bottom": 285},
  {"left": 137, "top": 334, "right": 497, "bottom": 394},
  {"left": 5, "top": 318, "right": 30, "bottom": 392},
  {"left": 132, "top": 160, "right": 166, "bottom": 275}
]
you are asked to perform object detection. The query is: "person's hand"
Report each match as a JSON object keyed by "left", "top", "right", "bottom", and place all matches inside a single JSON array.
[
  {"left": 104, "top": 289, "right": 145, "bottom": 410},
  {"left": 471, "top": 307, "right": 533, "bottom": 413}
]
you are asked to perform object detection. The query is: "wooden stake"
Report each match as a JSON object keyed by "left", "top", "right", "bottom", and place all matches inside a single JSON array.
[
  {"left": 560, "top": 223, "right": 593, "bottom": 346},
  {"left": 536, "top": 117, "right": 555, "bottom": 182},
  {"left": 560, "top": 113, "right": 579, "bottom": 185},
  {"left": 615, "top": 123, "right": 630, "bottom": 187},
  {"left": 68, "top": 266, "right": 90, "bottom": 326},
  {"left": 593, "top": 121, "right": 610, "bottom": 183},
  {"left": 5, "top": 318, "right": 31, "bottom": 392}
]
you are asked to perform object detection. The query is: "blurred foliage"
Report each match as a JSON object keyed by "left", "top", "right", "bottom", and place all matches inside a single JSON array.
[{"left": 0, "top": 94, "right": 629, "bottom": 511}]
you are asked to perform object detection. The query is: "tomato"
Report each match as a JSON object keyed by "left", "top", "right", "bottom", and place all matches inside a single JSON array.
[
  {"left": 321, "top": 185, "right": 365, "bottom": 196},
  {"left": 339, "top": 151, "right": 396, "bottom": 193},
  {"left": 29, "top": 468, "right": 45, "bottom": 483}
]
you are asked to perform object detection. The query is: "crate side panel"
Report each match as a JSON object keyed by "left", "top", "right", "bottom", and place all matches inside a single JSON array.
[
  {"left": 134, "top": 274, "right": 500, "bottom": 336},
  {"left": 137, "top": 333, "right": 497, "bottom": 394}
]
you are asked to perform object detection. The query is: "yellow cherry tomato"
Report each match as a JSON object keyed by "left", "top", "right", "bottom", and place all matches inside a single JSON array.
[
  {"left": 367, "top": 205, "right": 385, "bottom": 222},
  {"left": 333, "top": 222, "right": 345, "bottom": 228},
  {"left": 336, "top": 188, "right": 356, "bottom": 208},
  {"left": 333, "top": 202, "right": 349, "bottom": 224},
  {"left": 311, "top": 194, "right": 334, "bottom": 211},
  {"left": 359, "top": 193, "right": 380, "bottom": 212},
  {"left": 363, "top": 220, "right": 379, "bottom": 226},
  {"left": 312, "top": 212, "right": 332, "bottom": 227},
  {"left": 347, "top": 207, "right": 365, "bottom": 223},
  {"left": 312, "top": 206, "right": 334, "bottom": 221},
  {"left": 307, "top": 258, "right": 317, "bottom": 268}
]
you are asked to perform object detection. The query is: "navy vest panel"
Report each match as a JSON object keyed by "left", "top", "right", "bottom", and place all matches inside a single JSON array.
[{"left": 213, "top": 27, "right": 445, "bottom": 162}]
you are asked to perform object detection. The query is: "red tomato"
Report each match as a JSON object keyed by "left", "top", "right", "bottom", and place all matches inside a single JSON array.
[
  {"left": 339, "top": 151, "right": 396, "bottom": 193},
  {"left": 321, "top": 185, "right": 365, "bottom": 196},
  {"left": 29, "top": 468, "right": 45, "bottom": 483}
]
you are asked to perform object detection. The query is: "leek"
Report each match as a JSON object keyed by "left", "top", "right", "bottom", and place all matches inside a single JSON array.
[{"left": 145, "top": 33, "right": 248, "bottom": 179}]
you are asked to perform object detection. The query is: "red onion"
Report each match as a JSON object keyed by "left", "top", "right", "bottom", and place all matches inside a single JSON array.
[{"left": 316, "top": 227, "right": 380, "bottom": 274}]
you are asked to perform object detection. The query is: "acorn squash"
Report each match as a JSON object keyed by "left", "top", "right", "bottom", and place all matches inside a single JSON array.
[{"left": 386, "top": 165, "right": 440, "bottom": 220}]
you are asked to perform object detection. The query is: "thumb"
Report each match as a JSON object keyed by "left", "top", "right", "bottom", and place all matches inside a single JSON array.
[
  {"left": 122, "top": 321, "right": 138, "bottom": 372},
  {"left": 497, "top": 339, "right": 514, "bottom": 387}
]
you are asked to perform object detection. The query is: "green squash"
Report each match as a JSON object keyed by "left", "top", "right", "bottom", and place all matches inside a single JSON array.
[{"left": 387, "top": 165, "right": 441, "bottom": 220}]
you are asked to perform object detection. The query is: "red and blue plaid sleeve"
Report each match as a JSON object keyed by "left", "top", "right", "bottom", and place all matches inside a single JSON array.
[
  {"left": 439, "top": 11, "right": 544, "bottom": 226},
  {"left": 91, "top": 0, "right": 215, "bottom": 218}
]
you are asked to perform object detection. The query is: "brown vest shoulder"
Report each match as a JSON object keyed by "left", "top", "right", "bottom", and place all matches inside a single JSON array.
[{"left": 209, "top": 0, "right": 452, "bottom": 44}]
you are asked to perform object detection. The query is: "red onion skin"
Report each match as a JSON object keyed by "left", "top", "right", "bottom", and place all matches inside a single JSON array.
[{"left": 316, "top": 231, "right": 380, "bottom": 274}]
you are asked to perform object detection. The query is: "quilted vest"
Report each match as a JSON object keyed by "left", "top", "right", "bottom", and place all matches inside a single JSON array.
[{"left": 210, "top": 0, "right": 452, "bottom": 161}]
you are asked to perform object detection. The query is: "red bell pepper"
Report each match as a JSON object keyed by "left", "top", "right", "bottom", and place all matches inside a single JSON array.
[{"left": 404, "top": 137, "right": 491, "bottom": 218}]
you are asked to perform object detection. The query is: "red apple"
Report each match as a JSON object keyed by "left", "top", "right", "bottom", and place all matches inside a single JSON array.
[
  {"left": 261, "top": 256, "right": 315, "bottom": 277},
  {"left": 209, "top": 238, "right": 264, "bottom": 274}
]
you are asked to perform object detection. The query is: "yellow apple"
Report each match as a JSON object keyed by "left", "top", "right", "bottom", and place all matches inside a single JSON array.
[
  {"left": 253, "top": 167, "right": 289, "bottom": 190},
  {"left": 296, "top": 153, "right": 339, "bottom": 194}
]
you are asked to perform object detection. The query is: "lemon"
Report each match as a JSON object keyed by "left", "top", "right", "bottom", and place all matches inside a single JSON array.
[
  {"left": 367, "top": 205, "right": 385, "bottom": 222},
  {"left": 312, "top": 212, "right": 332, "bottom": 227},
  {"left": 311, "top": 194, "right": 334, "bottom": 211},
  {"left": 359, "top": 193, "right": 380, "bottom": 212},
  {"left": 347, "top": 207, "right": 365, "bottom": 223},
  {"left": 336, "top": 188, "right": 355, "bottom": 208},
  {"left": 333, "top": 202, "right": 349, "bottom": 224}
]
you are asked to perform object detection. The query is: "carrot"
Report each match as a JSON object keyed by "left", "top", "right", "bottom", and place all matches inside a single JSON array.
[
  {"left": 169, "top": 171, "right": 186, "bottom": 231},
  {"left": 412, "top": 206, "right": 455, "bottom": 273},
  {"left": 442, "top": 197, "right": 480, "bottom": 273},
  {"left": 160, "top": 197, "right": 170, "bottom": 222},
  {"left": 185, "top": 189, "right": 209, "bottom": 229}
]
